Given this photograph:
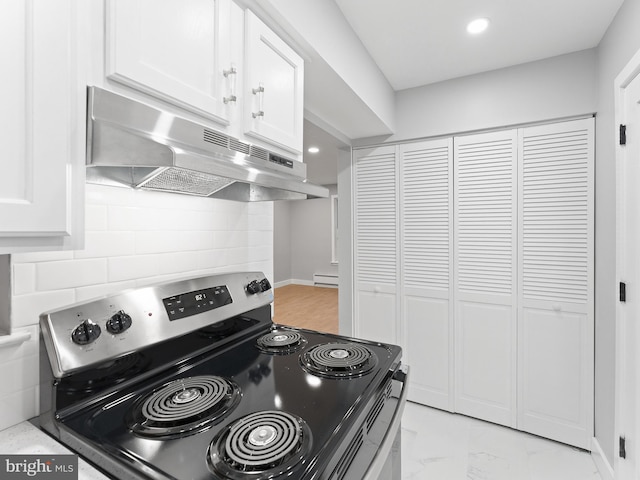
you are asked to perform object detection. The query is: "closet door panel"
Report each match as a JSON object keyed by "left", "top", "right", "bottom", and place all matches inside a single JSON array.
[
  {"left": 519, "top": 307, "right": 590, "bottom": 447},
  {"left": 517, "top": 118, "right": 594, "bottom": 448},
  {"left": 454, "top": 130, "right": 517, "bottom": 427},
  {"left": 456, "top": 300, "right": 514, "bottom": 425},
  {"left": 400, "top": 139, "right": 454, "bottom": 410},
  {"left": 354, "top": 146, "right": 398, "bottom": 344}
]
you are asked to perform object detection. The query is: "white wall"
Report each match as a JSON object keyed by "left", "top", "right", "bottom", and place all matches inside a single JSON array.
[
  {"left": 1, "top": 183, "right": 273, "bottom": 431},
  {"left": 355, "top": 49, "right": 598, "bottom": 145},
  {"left": 595, "top": 0, "right": 640, "bottom": 465},
  {"left": 290, "top": 185, "right": 338, "bottom": 283},
  {"left": 273, "top": 185, "right": 338, "bottom": 285},
  {"left": 273, "top": 200, "right": 292, "bottom": 285}
]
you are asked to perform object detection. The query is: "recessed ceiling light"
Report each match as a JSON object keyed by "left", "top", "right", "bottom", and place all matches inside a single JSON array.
[
  {"left": 308, "top": 147, "right": 320, "bottom": 154},
  {"left": 467, "top": 17, "right": 490, "bottom": 35}
]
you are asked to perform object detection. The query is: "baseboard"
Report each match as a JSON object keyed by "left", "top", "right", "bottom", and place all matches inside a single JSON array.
[
  {"left": 313, "top": 273, "right": 339, "bottom": 287},
  {"left": 274, "top": 279, "right": 333, "bottom": 288},
  {"left": 591, "top": 437, "right": 614, "bottom": 480}
]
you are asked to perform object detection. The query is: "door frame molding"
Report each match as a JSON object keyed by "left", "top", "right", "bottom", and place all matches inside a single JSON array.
[{"left": 613, "top": 45, "right": 640, "bottom": 480}]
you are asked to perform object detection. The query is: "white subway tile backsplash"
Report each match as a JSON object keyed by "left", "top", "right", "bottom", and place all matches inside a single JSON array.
[
  {"left": 107, "top": 254, "right": 161, "bottom": 282},
  {"left": 0, "top": 387, "right": 38, "bottom": 432},
  {"left": 0, "top": 352, "right": 38, "bottom": 396},
  {"left": 0, "top": 326, "right": 38, "bottom": 361},
  {"left": 12, "top": 263, "right": 36, "bottom": 296},
  {"left": 178, "top": 231, "right": 216, "bottom": 251},
  {"left": 135, "top": 231, "right": 184, "bottom": 254},
  {"left": 12, "top": 291, "right": 76, "bottom": 328},
  {"left": 74, "top": 231, "right": 135, "bottom": 259},
  {"left": 107, "top": 206, "right": 139, "bottom": 231},
  {"left": 75, "top": 280, "right": 138, "bottom": 302},
  {"left": 87, "top": 184, "right": 134, "bottom": 206},
  {"left": 6, "top": 184, "right": 274, "bottom": 431},
  {"left": 85, "top": 204, "right": 108, "bottom": 231},
  {"left": 36, "top": 259, "right": 108, "bottom": 291},
  {"left": 12, "top": 250, "right": 74, "bottom": 264}
]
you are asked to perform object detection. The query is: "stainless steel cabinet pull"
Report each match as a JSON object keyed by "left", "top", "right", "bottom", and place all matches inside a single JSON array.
[
  {"left": 252, "top": 82, "right": 265, "bottom": 118},
  {"left": 223, "top": 65, "right": 237, "bottom": 104}
]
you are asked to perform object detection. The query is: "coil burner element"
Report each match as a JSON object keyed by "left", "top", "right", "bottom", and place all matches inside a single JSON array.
[
  {"left": 256, "top": 330, "right": 307, "bottom": 354},
  {"left": 300, "top": 343, "right": 378, "bottom": 378},
  {"left": 128, "top": 375, "right": 240, "bottom": 438},
  {"left": 208, "top": 410, "right": 311, "bottom": 479}
]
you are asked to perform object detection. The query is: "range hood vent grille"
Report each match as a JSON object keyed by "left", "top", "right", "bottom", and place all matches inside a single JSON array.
[
  {"left": 203, "top": 128, "right": 229, "bottom": 148},
  {"left": 86, "top": 87, "right": 329, "bottom": 202},
  {"left": 230, "top": 138, "right": 250, "bottom": 155},
  {"left": 250, "top": 145, "right": 269, "bottom": 162}
]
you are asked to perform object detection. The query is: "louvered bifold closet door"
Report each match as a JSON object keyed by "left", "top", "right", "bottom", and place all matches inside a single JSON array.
[
  {"left": 354, "top": 146, "right": 398, "bottom": 344},
  {"left": 517, "top": 118, "right": 594, "bottom": 449},
  {"left": 400, "top": 139, "right": 454, "bottom": 410},
  {"left": 454, "top": 130, "right": 518, "bottom": 427}
]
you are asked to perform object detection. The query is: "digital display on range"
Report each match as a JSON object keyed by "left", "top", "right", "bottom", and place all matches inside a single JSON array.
[{"left": 162, "top": 285, "right": 232, "bottom": 321}]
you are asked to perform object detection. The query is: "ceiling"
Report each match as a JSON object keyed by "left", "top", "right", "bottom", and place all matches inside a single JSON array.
[
  {"left": 303, "top": 120, "right": 349, "bottom": 186},
  {"left": 303, "top": 0, "right": 624, "bottom": 184},
  {"left": 334, "top": 0, "right": 625, "bottom": 91}
]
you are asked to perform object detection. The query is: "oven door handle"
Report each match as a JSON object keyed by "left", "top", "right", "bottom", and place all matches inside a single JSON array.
[{"left": 363, "top": 365, "right": 410, "bottom": 480}]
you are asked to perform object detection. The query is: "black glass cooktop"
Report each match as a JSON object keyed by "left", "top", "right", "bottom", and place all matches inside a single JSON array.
[{"left": 60, "top": 324, "right": 401, "bottom": 480}]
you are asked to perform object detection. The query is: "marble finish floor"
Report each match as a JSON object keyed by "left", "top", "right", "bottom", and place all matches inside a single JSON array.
[{"left": 402, "top": 401, "right": 601, "bottom": 480}]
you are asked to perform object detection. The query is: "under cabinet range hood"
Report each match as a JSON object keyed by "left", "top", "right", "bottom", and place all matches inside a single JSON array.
[{"left": 85, "top": 87, "right": 329, "bottom": 201}]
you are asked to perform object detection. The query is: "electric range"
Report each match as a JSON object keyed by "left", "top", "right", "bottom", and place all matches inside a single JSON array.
[{"left": 37, "top": 272, "right": 408, "bottom": 480}]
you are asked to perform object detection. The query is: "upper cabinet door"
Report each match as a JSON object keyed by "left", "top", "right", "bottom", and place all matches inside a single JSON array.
[
  {"left": 0, "top": 0, "right": 84, "bottom": 252},
  {"left": 107, "top": 0, "right": 233, "bottom": 125},
  {"left": 243, "top": 11, "right": 304, "bottom": 154}
]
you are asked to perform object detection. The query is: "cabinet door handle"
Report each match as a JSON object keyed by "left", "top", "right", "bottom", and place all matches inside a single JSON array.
[
  {"left": 223, "top": 65, "right": 237, "bottom": 104},
  {"left": 252, "top": 82, "right": 265, "bottom": 118}
]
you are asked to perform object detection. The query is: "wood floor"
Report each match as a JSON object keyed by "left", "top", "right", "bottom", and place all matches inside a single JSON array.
[{"left": 273, "top": 284, "right": 338, "bottom": 334}]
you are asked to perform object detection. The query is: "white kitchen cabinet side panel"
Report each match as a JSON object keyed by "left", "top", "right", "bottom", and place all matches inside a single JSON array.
[
  {"left": 353, "top": 146, "right": 398, "bottom": 344},
  {"left": 0, "top": 0, "right": 84, "bottom": 252},
  {"left": 399, "top": 138, "right": 454, "bottom": 410},
  {"left": 107, "top": 0, "right": 233, "bottom": 125},
  {"left": 517, "top": 118, "right": 594, "bottom": 449},
  {"left": 243, "top": 10, "right": 304, "bottom": 154},
  {"left": 453, "top": 130, "right": 518, "bottom": 427}
]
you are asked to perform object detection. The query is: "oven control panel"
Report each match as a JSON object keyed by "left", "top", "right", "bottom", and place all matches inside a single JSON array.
[
  {"left": 40, "top": 272, "right": 274, "bottom": 377},
  {"left": 162, "top": 285, "right": 232, "bottom": 321}
]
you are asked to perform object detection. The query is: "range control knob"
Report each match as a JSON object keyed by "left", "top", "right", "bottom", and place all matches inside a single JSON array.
[
  {"left": 106, "top": 310, "right": 132, "bottom": 334},
  {"left": 71, "top": 319, "right": 101, "bottom": 345},
  {"left": 259, "top": 278, "right": 272, "bottom": 292},
  {"left": 246, "top": 280, "right": 262, "bottom": 295}
]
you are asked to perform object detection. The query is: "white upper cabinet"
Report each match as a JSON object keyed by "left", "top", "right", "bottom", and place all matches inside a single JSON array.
[
  {"left": 106, "top": 0, "right": 235, "bottom": 126},
  {"left": 243, "top": 11, "right": 304, "bottom": 154},
  {"left": 0, "top": 0, "right": 84, "bottom": 253},
  {"left": 106, "top": 2, "right": 304, "bottom": 155}
]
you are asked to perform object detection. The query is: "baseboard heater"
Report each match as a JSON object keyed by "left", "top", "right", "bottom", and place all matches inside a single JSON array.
[{"left": 313, "top": 273, "right": 339, "bottom": 287}]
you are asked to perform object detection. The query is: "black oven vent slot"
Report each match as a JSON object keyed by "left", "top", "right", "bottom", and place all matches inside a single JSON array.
[
  {"left": 365, "top": 379, "right": 392, "bottom": 433},
  {"left": 333, "top": 427, "right": 364, "bottom": 480}
]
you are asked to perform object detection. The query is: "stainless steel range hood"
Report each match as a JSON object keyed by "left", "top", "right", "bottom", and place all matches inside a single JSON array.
[{"left": 86, "top": 87, "right": 329, "bottom": 201}]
